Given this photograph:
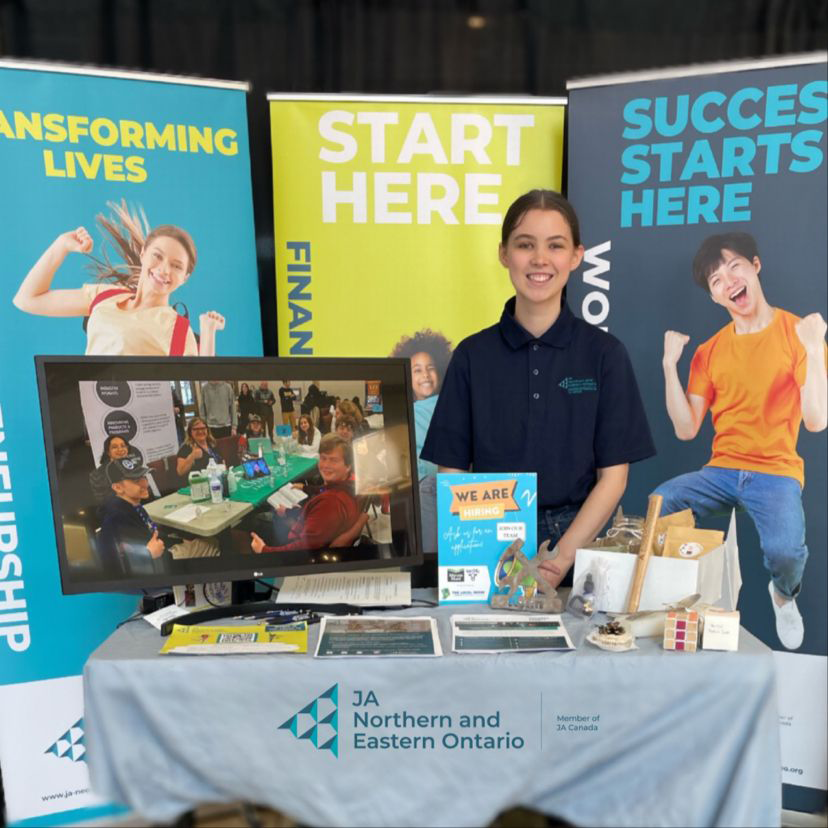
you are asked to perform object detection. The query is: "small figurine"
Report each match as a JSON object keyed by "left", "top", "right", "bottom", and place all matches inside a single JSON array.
[{"left": 490, "top": 538, "right": 562, "bottom": 613}]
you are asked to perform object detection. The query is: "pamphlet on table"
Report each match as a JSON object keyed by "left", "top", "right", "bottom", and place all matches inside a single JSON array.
[
  {"left": 314, "top": 616, "right": 441, "bottom": 657},
  {"left": 160, "top": 622, "right": 308, "bottom": 655},
  {"left": 437, "top": 472, "right": 537, "bottom": 604},
  {"left": 143, "top": 602, "right": 190, "bottom": 630},
  {"left": 276, "top": 571, "right": 412, "bottom": 606},
  {"left": 450, "top": 613, "right": 574, "bottom": 653}
]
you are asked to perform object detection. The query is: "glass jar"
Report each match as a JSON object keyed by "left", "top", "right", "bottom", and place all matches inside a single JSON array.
[{"left": 595, "top": 514, "right": 645, "bottom": 553}]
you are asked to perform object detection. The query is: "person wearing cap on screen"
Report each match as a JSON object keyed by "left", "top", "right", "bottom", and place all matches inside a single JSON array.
[
  {"left": 237, "top": 413, "right": 267, "bottom": 454},
  {"left": 98, "top": 457, "right": 164, "bottom": 574}
]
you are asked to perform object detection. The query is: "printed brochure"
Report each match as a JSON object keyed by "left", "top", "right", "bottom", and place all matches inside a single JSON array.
[{"left": 437, "top": 472, "right": 537, "bottom": 604}]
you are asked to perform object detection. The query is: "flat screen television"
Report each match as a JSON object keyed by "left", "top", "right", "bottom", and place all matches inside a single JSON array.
[{"left": 35, "top": 356, "right": 422, "bottom": 595}]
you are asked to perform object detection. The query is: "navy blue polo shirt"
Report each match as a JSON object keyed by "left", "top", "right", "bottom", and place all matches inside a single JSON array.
[{"left": 420, "top": 299, "right": 655, "bottom": 509}]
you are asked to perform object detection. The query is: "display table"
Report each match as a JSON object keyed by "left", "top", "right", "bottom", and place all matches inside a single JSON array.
[
  {"left": 144, "top": 492, "right": 254, "bottom": 536},
  {"left": 83, "top": 603, "right": 781, "bottom": 828},
  {"left": 145, "top": 455, "right": 320, "bottom": 536},
  {"left": 177, "top": 455, "right": 319, "bottom": 507}
]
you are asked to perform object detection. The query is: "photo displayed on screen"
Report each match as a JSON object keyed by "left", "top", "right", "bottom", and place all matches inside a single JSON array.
[{"left": 37, "top": 358, "right": 420, "bottom": 594}]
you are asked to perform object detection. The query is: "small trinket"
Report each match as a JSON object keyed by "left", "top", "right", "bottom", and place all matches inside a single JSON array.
[{"left": 587, "top": 619, "right": 635, "bottom": 651}]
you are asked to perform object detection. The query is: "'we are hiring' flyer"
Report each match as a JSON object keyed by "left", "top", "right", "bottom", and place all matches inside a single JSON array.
[{"left": 436, "top": 473, "right": 537, "bottom": 604}]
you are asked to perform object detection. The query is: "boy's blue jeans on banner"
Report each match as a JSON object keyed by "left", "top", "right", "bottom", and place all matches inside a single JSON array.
[{"left": 653, "top": 465, "right": 808, "bottom": 598}]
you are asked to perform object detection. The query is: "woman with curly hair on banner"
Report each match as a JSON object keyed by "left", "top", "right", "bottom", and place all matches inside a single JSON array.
[
  {"left": 13, "top": 200, "right": 225, "bottom": 356},
  {"left": 391, "top": 328, "right": 453, "bottom": 559}
]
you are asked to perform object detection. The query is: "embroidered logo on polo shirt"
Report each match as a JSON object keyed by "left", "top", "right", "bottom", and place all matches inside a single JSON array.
[{"left": 558, "top": 377, "right": 598, "bottom": 394}]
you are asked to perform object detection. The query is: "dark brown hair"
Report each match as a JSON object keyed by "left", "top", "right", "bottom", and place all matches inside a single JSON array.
[
  {"left": 297, "top": 414, "right": 316, "bottom": 445},
  {"left": 500, "top": 190, "right": 581, "bottom": 247}
]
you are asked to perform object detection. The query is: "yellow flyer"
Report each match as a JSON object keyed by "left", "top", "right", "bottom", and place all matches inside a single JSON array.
[{"left": 160, "top": 622, "right": 308, "bottom": 655}]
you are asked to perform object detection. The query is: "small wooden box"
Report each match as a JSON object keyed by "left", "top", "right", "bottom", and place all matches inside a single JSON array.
[
  {"left": 702, "top": 608, "right": 740, "bottom": 651},
  {"left": 663, "top": 610, "right": 699, "bottom": 652}
]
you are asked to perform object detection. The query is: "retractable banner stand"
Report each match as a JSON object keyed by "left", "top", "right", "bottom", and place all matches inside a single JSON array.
[
  {"left": 269, "top": 94, "right": 565, "bottom": 557},
  {"left": 0, "top": 61, "right": 260, "bottom": 825},
  {"left": 566, "top": 54, "right": 828, "bottom": 809}
]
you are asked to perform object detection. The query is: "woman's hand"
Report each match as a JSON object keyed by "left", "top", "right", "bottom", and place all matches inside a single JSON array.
[
  {"left": 177, "top": 446, "right": 202, "bottom": 477},
  {"left": 58, "top": 227, "right": 93, "bottom": 255},
  {"left": 13, "top": 227, "right": 94, "bottom": 316},
  {"left": 199, "top": 311, "right": 225, "bottom": 334},
  {"left": 250, "top": 532, "right": 267, "bottom": 554},
  {"left": 198, "top": 311, "right": 225, "bottom": 356}
]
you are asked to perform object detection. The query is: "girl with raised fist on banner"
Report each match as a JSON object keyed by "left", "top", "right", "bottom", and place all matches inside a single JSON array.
[{"left": 13, "top": 199, "right": 225, "bottom": 356}]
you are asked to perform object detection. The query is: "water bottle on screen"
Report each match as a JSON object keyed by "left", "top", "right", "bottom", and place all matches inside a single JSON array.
[{"left": 207, "top": 459, "right": 223, "bottom": 504}]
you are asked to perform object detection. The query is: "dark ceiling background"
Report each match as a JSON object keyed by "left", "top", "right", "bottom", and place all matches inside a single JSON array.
[{"left": 1, "top": 0, "right": 826, "bottom": 354}]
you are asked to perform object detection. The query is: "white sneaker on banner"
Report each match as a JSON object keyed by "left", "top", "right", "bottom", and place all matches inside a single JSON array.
[{"left": 768, "top": 580, "right": 804, "bottom": 651}]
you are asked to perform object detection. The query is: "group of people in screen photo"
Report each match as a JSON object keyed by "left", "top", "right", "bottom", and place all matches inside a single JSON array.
[
  {"left": 22, "top": 192, "right": 827, "bottom": 651},
  {"left": 60, "top": 376, "right": 408, "bottom": 581}
]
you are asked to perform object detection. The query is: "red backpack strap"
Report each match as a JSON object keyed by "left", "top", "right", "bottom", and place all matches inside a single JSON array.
[
  {"left": 88, "top": 287, "right": 134, "bottom": 313},
  {"left": 169, "top": 313, "right": 192, "bottom": 356}
]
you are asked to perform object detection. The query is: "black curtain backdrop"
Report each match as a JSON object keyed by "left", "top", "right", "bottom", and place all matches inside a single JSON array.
[
  {"left": 0, "top": 5, "right": 827, "bottom": 824},
  {"left": 1, "top": 0, "right": 824, "bottom": 356}
]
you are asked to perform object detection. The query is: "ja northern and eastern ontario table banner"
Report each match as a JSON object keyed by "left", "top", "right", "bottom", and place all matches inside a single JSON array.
[
  {"left": 269, "top": 94, "right": 565, "bottom": 360},
  {"left": 566, "top": 53, "right": 828, "bottom": 802},
  {"left": 0, "top": 60, "right": 260, "bottom": 826}
]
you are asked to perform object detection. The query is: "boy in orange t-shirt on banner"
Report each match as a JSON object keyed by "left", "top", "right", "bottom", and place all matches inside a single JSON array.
[{"left": 655, "top": 232, "right": 827, "bottom": 651}]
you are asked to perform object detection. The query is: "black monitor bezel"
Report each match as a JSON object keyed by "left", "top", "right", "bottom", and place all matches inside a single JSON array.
[{"left": 35, "top": 355, "right": 423, "bottom": 595}]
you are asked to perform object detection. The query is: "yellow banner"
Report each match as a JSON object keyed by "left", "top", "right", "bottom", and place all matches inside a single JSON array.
[
  {"left": 270, "top": 96, "right": 565, "bottom": 358},
  {"left": 449, "top": 479, "right": 518, "bottom": 521}
]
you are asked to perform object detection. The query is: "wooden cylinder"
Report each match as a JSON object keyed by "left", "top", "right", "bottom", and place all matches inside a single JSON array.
[{"left": 626, "top": 494, "right": 663, "bottom": 613}]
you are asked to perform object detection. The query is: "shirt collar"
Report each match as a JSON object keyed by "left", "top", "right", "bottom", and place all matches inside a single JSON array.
[{"left": 498, "top": 297, "right": 576, "bottom": 350}]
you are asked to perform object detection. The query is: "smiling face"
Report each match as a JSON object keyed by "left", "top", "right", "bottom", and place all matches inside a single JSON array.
[
  {"left": 113, "top": 476, "right": 150, "bottom": 505},
  {"left": 299, "top": 416, "right": 311, "bottom": 433},
  {"left": 410, "top": 351, "right": 439, "bottom": 400},
  {"left": 499, "top": 208, "right": 584, "bottom": 315},
  {"left": 107, "top": 437, "right": 128, "bottom": 460},
  {"left": 138, "top": 235, "right": 191, "bottom": 297},
  {"left": 188, "top": 418, "right": 209, "bottom": 445},
  {"left": 318, "top": 446, "right": 351, "bottom": 485},
  {"left": 706, "top": 249, "right": 764, "bottom": 318}
]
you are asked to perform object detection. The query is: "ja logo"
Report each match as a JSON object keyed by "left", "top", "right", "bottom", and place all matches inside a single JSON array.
[
  {"left": 558, "top": 377, "right": 598, "bottom": 394},
  {"left": 279, "top": 684, "right": 339, "bottom": 757},
  {"left": 45, "top": 718, "right": 86, "bottom": 764}
]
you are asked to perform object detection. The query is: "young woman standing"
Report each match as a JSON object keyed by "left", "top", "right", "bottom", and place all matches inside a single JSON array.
[{"left": 422, "top": 190, "right": 655, "bottom": 587}]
